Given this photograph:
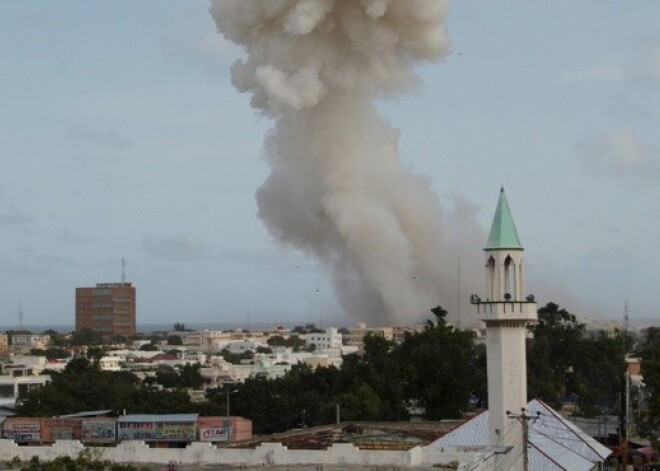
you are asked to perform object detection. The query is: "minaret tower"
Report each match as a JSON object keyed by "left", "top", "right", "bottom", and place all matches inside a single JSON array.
[{"left": 471, "top": 188, "right": 537, "bottom": 464}]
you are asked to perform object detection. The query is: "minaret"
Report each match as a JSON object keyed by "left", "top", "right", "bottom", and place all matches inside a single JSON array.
[{"left": 471, "top": 188, "right": 537, "bottom": 466}]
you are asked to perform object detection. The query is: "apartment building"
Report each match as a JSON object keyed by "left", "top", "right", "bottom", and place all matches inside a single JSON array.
[
  {"left": 345, "top": 323, "right": 394, "bottom": 355},
  {"left": 75, "top": 283, "right": 136, "bottom": 338},
  {"left": 10, "top": 334, "right": 51, "bottom": 354},
  {"left": 306, "top": 328, "right": 342, "bottom": 352},
  {"left": 0, "top": 334, "right": 8, "bottom": 357}
]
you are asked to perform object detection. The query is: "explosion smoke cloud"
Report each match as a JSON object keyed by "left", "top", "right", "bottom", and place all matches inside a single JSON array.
[{"left": 211, "top": 0, "right": 482, "bottom": 324}]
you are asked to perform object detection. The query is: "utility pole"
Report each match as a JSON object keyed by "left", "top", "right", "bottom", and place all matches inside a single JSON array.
[
  {"left": 507, "top": 408, "right": 541, "bottom": 471},
  {"left": 18, "top": 302, "right": 24, "bottom": 331},
  {"left": 456, "top": 257, "right": 461, "bottom": 328},
  {"left": 225, "top": 386, "right": 236, "bottom": 442},
  {"left": 620, "top": 372, "right": 629, "bottom": 471}
]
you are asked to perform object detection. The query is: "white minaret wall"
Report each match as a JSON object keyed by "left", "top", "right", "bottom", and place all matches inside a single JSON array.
[
  {"left": 485, "top": 250, "right": 524, "bottom": 303},
  {"left": 485, "top": 321, "right": 528, "bottom": 445},
  {"left": 474, "top": 189, "right": 537, "bottom": 471}
]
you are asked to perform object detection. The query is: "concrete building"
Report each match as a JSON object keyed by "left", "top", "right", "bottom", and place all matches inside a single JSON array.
[
  {"left": 10, "top": 334, "right": 50, "bottom": 354},
  {"left": 0, "top": 374, "right": 51, "bottom": 408},
  {"left": 470, "top": 188, "right": 538, "bottom": 471},
  {"left": 0, "top": 334, "right": 8, "bottom": 357},
  {"left": 75, "top": 283, "right": 136, "bottom": 338},
  {"left": 345, "top": 323, "right": 394, "bottom": 354},
  {"left": 306, "top": 328, "right": 342, "bottom": 351}
]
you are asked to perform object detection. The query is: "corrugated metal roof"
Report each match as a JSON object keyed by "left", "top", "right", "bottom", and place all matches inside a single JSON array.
[
  {"left": 118, "top": 414, "right": 198, "bottom": 423},
  {"left": 527, "top": 400, "right": 611, "bottom": 462},
  {"left": 529, "top": 433, "right": 593, "bottom": 471},
  {"left": 428, "top": 400, "right": 611, "bottom": 471},
  {"left": 431, "top": 410, "right": 490, "bottom": 447},
  {"left": 58, "top": 410, "right": 114, "bottom": 418}
]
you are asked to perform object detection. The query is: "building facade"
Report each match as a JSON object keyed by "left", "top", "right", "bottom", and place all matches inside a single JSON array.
[
  {"left": 10, "top": 334, "right": 50, "bottom": 354},
  {"left": 75, "top": 283, "right": 136, "bottom": 338},
  {"left": 0, "top": 334, "right": 8, "bottom": 357},
  {"left": 345, "top": 323, "right": 394, "bottom": 355},
  {"left": 306, "top": 328, "right": 342, "bottom": 351}
]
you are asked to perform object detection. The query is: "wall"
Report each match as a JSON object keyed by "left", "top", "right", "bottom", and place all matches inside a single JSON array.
[{"left": 0, "top": 440, "right": 497, "bottom": 470}]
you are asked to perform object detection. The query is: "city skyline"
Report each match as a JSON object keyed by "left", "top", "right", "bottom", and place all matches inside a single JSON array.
[{"left": 1, "top": 1, "right": 660, "bottom": 326}]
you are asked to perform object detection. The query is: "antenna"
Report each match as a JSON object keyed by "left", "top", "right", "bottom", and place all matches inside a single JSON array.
[
  {"left": 624, "top": 300, "right": 630, "bottom": 334},
  {"left": 121, "top": 257, "right": 127, "bottom": 283},
  {"left": 456, "top": 257, "right": 461, "bottom": 328},
  {"left": 18, "top": 302, "right": 24, "bottom": 331}
]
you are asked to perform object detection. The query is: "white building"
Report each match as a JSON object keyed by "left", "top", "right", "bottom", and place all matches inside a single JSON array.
[
  {"left": 99, "top": 356, "right": 121, "bottom": 371},
  {"left": 10, "top": 334, "right": 50, "bottom": 354},
  {"left": 306, "top": 328, "right": 342, "bottom": 351},
  {"left": 0, "top": 374, "right": 51, "bottom": 408},
  {"left": 225, "top": 339, "right": 264, "bottom": 354}
]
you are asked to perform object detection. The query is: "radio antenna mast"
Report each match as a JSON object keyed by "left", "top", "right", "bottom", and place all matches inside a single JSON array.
[{"left": 121, "top": 257, "right": 127, "bottom": 283}]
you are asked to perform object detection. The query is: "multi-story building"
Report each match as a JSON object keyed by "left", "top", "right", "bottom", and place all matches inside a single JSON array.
[
  {"left": 10, "top": 334, "right": 51, "bottom": 354},
  {"left": 306, "top": 328, "right": 342, "bottom": 352},
  {"left": 345, "top": 323, "right": 394, "bottom": 355},
  {"left": 75, "top": 283, "right": 136, "bottom": 338},
  {"left": 0, "top": 334, "right": 8, "bottom": 357},
  {"left": 0, "top": 374, "right": 51, "bottom": 408}
]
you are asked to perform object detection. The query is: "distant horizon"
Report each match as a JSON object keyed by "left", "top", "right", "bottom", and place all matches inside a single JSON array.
[{"left": 2, "top": 314, "right": 659, "bottom": 335}]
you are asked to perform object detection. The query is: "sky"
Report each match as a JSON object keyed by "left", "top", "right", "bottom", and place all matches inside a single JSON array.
[{"left": 1, "top": 1, "right": 659, "bottom": 330}]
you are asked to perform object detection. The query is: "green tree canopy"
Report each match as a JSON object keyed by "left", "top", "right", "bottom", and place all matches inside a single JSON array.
[{"left": 527, "top": 302, "right": 627, "bottom": 415}]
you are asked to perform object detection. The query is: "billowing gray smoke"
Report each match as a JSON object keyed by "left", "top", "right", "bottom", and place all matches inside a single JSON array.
[{"left": 210, "top": 0, "right": 483, "bottom": 324}]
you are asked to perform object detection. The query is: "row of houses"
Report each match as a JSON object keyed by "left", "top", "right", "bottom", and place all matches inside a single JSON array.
[{"left": 0, "top": 325, "right": 419, "bottom": 411}]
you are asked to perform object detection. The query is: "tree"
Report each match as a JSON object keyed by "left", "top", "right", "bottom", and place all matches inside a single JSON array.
[
  {"left": 70, "top": 329, "right": 102, "bottom": 346},
  {"left": 167, "top": 335, "right": 183, "bottom": 346},
  {"left": 527, "top": 302, "right": 627, "bottom": 415},
  {"left": 636, "top": 328, "right": 660, "bottom": 435},
  {"left": 30, "top": 347, "right": 69, "bottom": 360},
  {"left": 267, "top": 335, "right": 305, "bottom": 351},
  {"left": 42, "top": 329, "right": 67, "bottom": 347},
  {"left": 179, "top": 363, "right": 204, "bottom": 389},
  {"left": 15, "top": 357, "right": 196, "bottom": 417},
  {"left": 393, "top": 321, "right": 483, "bottom": 419},
  {"left": 154, "top": 366, "right": 180, "bottom": 388}
]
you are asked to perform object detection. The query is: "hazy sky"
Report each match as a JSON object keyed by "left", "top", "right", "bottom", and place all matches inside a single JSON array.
[{"left": 1, "top": 1, "right": 659, "bottom": 329}]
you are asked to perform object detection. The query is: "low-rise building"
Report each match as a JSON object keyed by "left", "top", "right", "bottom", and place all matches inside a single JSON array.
[
  {"left": 99, "top": 356, "right": 121, "bottom": 371},
  {"left": 10, "top": 334, "right": 51, "bottom": 354},
  {"left": 0, "top": 374, "right": 51, "bottom": 408},
  {"left": 345, "top": 323, "right": 394, "bottom": 354},
  {"left": 226, "top": 339, "right": 264, "bottom": 354},
  {"left": 0, "top": 334, "right": 9, "bottom": 357},
  {"left": 306, "top": 328, "right": 342, "bottom": 351}
]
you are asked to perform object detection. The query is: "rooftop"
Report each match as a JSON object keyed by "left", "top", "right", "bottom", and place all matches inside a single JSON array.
[{"left": 485, "top": 188, "right": 523, "bottom": 250}]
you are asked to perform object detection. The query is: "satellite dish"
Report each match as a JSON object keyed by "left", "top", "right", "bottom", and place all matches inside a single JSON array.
[
  {"left": 526, "top": 294, "right": 535, "bottom": 302},
  {"left": 504, "top": 292, "right": 512, "bottom": 300}
]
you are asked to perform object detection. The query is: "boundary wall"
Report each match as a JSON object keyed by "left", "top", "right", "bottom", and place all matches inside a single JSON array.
[{"left": 0, "top": 440, "right": 497, "bottom": 471}]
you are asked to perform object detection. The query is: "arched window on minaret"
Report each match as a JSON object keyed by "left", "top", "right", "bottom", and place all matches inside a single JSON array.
[
  {"left": 487, "top": 256, "right": 495, "bottom": 301},
  {"left": 504, "top": 255, "right": 515, "bottom": 300}
]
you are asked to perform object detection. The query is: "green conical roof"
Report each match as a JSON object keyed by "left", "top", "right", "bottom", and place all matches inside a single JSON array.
[{"left": 485, "top": 188, "right": 523, "bottom": 250}]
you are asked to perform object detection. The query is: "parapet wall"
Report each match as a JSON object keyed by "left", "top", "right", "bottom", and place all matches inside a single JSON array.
[{"left": 0, "top": 439, "right": 495, "bottom": 470}]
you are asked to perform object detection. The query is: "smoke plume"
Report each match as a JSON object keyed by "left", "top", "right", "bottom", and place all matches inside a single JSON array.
[{"left": 210, "top": 0, "right": 482, "bottom": 324}]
